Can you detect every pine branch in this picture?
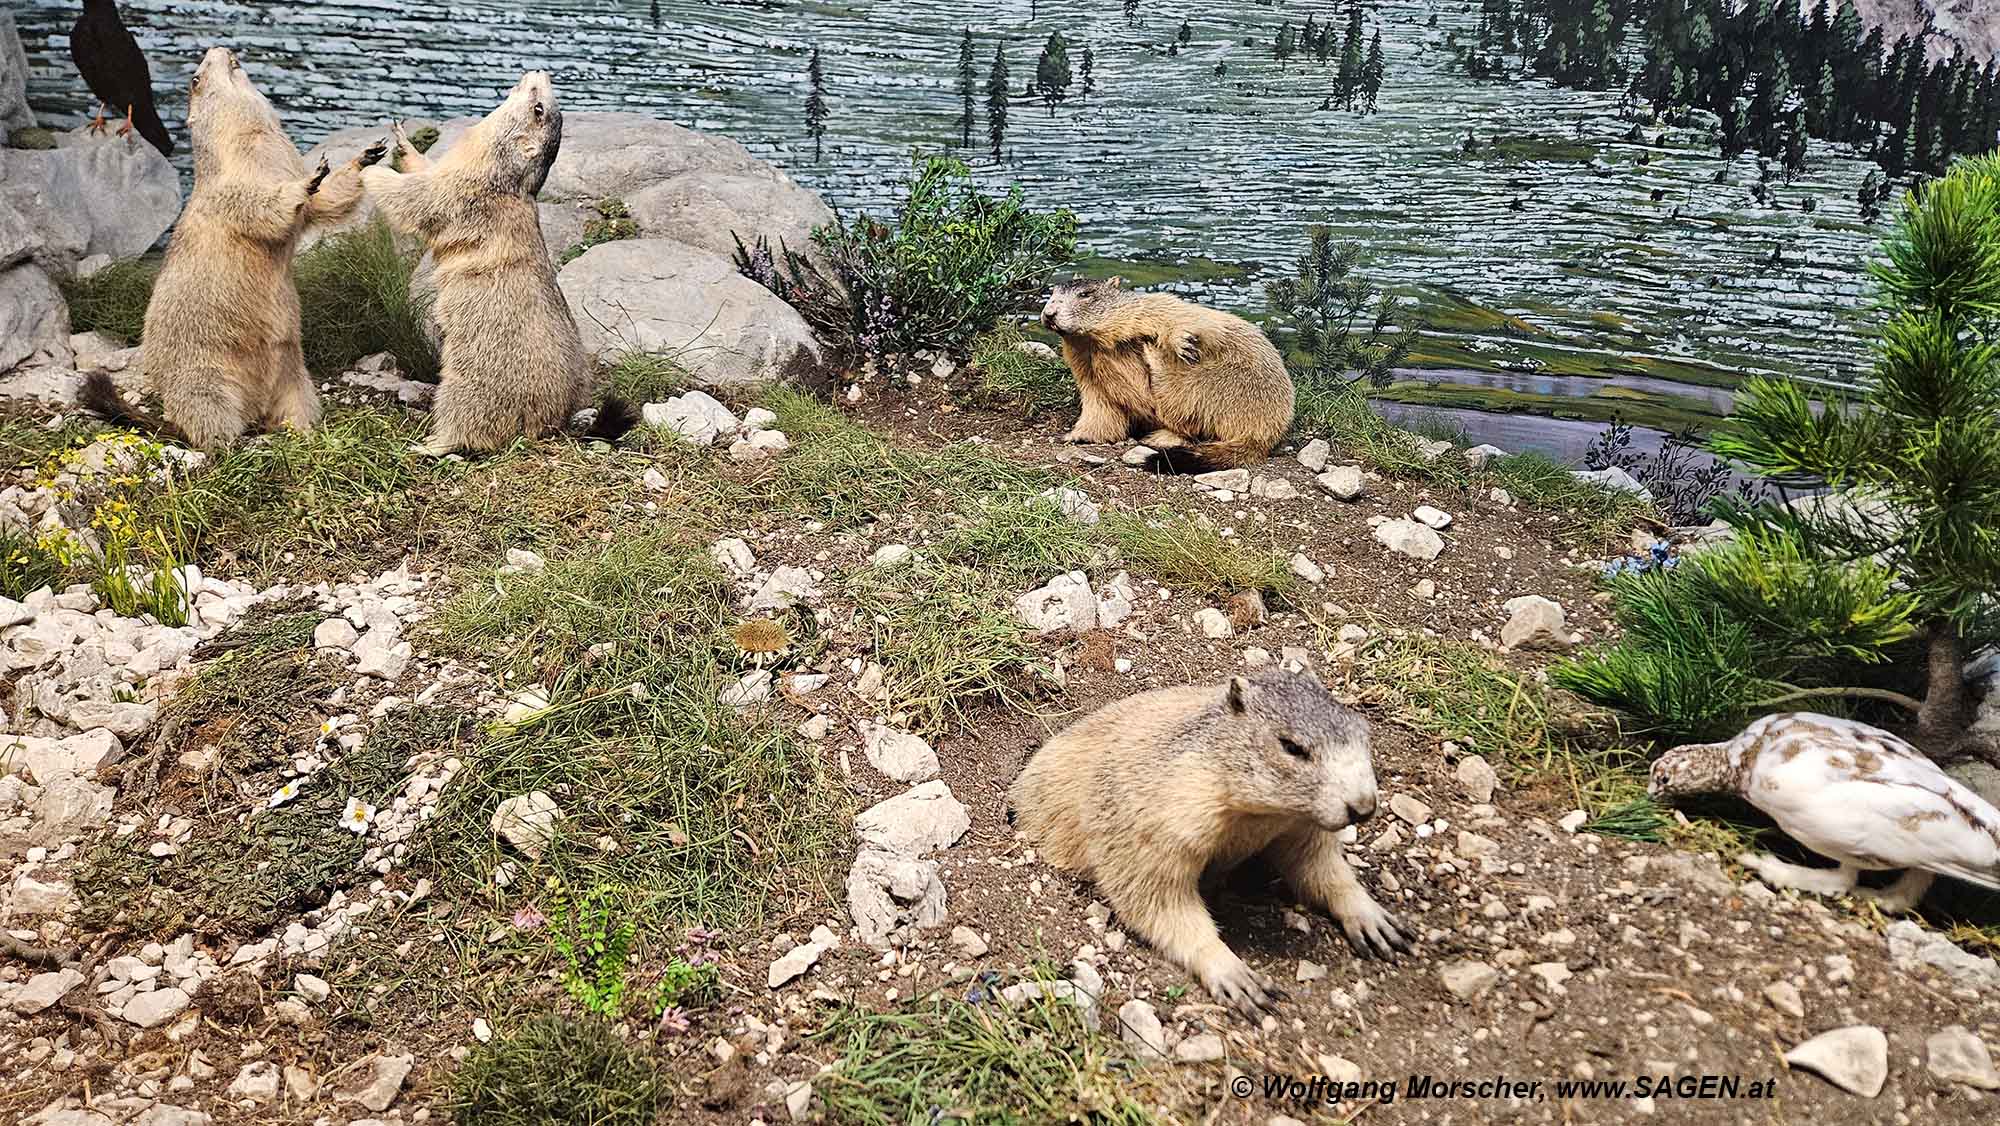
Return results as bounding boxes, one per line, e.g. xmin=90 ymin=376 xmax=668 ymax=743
xmin=1749 ymin=684 xmax=1925 ymax=712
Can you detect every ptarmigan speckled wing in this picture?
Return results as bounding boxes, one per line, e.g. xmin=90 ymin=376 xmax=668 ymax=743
xmin=1741 ymin=715 xmax=2000 ymax=891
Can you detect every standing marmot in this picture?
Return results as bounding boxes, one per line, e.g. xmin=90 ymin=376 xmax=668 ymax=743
xmin=81 ymin=47 xmax=383 ymax=448
xmin=1008 ymin=667 xmax=1410 ymax=1018
xmin=361 ymin=75 xmax=629 ymax=452
xmin=1040 ymin=277 xmax=1294 ymax=472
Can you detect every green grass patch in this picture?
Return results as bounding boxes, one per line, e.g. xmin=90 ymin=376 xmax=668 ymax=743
xmin=296 ymin=217 xmax=440 ymax=379
xmin=815 ymin=987 xmax=1168 ymax=1125
xmin=1100 ymin=507 xmax=1295 ymax=597
xmin=426 ymin=533 xmax=846 ymax=930
xmin=558 ymin=198 xmax=640 ymax=267
xmin=1072 ymin=252 xmax=1250 ymax=288
xmin=971 ymin=325 xmax=1077 ymax=417
xmin=447 ymin=1013 xmax=669 ymax=1126
xmin=1459 ymin=134 xmax=1599 ymax=164
xmin=1292 ymin=381 xmax=1467 ymax=483
xmin=1488 ymin=451 xmax=1655 ymax=544
xmin=846 ymin=557 xmax=1061 ymax=735
xmin=1376 ymin=380 xmax=1721 ymax=436
xmin=60 ymin=257 xmax=161 ymax=344
xmin=763 ymin=386 xmax=1054 ymax=526
xmin=601 ymin=352 xmax=688 ymax=404
xmin=931 ymin=491 xmax=1101 ymax=585
xmin=76 ymin=704 xmax=460 ymax=936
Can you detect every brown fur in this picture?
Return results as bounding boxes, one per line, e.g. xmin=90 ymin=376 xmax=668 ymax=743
xmin=95 ymin=48 xmax=380 ymax=448
xmin=1007 ymin=667 xmax=1409 ymax=1018
xmin=360 ymin=74 xmax=593 ymax=452
xmin=1040 ymin=278 xmax=1294 ymax=471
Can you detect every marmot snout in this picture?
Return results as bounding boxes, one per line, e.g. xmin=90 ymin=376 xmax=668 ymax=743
xmin=1008 ymin=666 xmax=1411 ymax=1019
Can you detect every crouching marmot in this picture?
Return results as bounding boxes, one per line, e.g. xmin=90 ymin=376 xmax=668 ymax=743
xmin=1040 ymin=277 xmax=1294 ymax=472
xmin=1008 ymin=667 xmax=1410 ymax=1018
xmin=81 ymin=47 xmax=384 ymax=448
xmin=361 ymin=74 xmax=631 ymax=451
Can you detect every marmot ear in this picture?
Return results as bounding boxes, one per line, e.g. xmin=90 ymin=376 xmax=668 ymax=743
xmin=1225 ymin=676 xmax=1250 ymax=714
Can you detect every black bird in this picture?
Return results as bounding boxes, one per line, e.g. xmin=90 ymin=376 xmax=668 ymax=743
xmin=70 ymin=0 xmax=172 ymax=156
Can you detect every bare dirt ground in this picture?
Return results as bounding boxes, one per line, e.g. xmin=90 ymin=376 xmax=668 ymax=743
xmin=4 ymin=366 xmax=1998 ymax=1126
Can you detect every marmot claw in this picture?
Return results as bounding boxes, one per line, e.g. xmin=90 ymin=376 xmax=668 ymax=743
xmin=1340 ymin=903 xmax=1413 ymax=960
xmin=1175 ymin=332 xmax=1202 ymax=365
xmin=356 ymin=141 xmax=388 ymax=169
xmin=305 ymin=157 xmax=330 ymax=195
xmin=1209 ymin=960 xmax=1284 ymax=1020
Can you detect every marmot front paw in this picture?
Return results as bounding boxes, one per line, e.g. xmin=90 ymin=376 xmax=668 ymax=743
xmin=305 ymin=157 xmax=331 ymax=196
xmin=1204 ymin=956 xmax=1285 ymax=1020
xmin=1174 ymin=331 xmax=1202 ymax=365
xmin=355 ymin=140 xmax=389 ymax=169
xmin=1336 ymin=895 xmax=1413 ymax=960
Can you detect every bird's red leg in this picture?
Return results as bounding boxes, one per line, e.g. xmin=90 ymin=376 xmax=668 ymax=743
xmin=87 ymin=101 xmax=109 ymax=135
xmin=115 ymin=104 xmax=135 ymax=139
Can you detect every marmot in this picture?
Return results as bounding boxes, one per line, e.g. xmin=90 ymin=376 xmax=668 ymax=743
xmin=81 ymin=48 xmax=383 ymax=448
xmin=1040 ymin=277 xmax=1294 ymax=472
xmin=1008 ymin=667 xmax=1410 ymax=1018
xmin=361 ymin=75 xmax=630 ymax=452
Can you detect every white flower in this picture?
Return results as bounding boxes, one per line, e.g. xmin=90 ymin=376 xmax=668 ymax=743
xmin=340 ymin=797 xmax=377 ymax=836
xmin=267 ymin=780 xmax=302 ymax=809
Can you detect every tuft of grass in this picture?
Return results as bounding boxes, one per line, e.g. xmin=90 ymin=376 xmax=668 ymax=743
xmin=932 ymin=491 xmax=1101 ymax=585
xmin=846 ymin=557 xmax=1060 ymax=735
xmin=1292 ymin=381 xmax=1466 ymax=483
xmin=8 ymin=126 xmax=58 ymax=149
xmin=971 ymin=325 xmax=1077 ymax=416
xmin=1489 ymin=451 xmax=1654 ymax=544
xmin=392 ymin=125 xmax=441 ymax=170
xmin=1363 ymin=634 xmax=1663 ymax=830
xmin=447 ymin=1013 xmax=668 ymax=1126
xmin=136 ymin=403 xmax=439 ymax=574
xmin=1100 ymin=507 xmax=1295 ymax=596
xmin=602 ymin=352 xmax=687 ymax=404
xmin=60 ymin=258 xmax=161 ymax=343
xmin=815 ymin=987 xmax=1167 ymax=1125
xmin=425 ymin=533 xmax=847 ymax=929
xmin=762 ymin=386 xmax=1053 ymax=526
xmin=558 ymin=198 xmax=640 ymax=266
xmin=296 ymin=217 xmax=440 ymax=379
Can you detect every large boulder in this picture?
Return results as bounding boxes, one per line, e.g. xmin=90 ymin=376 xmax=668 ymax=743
xmin=0 ymin=265 xmax=71 ymax=375
xmin=2 ymin=133 xmax=180 ymax=266
xmin=624 ymin=173 xmax=834 ymax=263
xmin=559 ymin=238 xmax=822 ymax=386
xmin=1 ymin=12 xmax=32 ymax=134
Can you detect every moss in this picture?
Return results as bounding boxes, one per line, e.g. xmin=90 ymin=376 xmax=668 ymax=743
xmin=448 ymin=1014 xmax=669 ymax=1126
xmin=8 ymin=127 xmax=58 ymax=150
xmin=558 ymin=198 xmax=640 ymax=266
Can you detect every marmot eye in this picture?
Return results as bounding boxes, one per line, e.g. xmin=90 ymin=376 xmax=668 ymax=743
xmin=1278 ymin=736 xmax=1311 ymax=760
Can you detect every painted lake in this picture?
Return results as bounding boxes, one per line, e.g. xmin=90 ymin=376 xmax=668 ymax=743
xmin=17 ymin=0 xmax=1898 ymax=453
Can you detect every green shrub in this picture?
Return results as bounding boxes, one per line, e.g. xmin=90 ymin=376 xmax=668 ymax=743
xmin=1267 ymin=225 xmax=1419 ymax=391
xmin=735 ymin=155 xmax=1077 ymax=359
xmin=1551 ymin=527 xmax=1921 ymax=741
xmin=448 ymin=1014 xmax=667 ymax=1126
xmin=61 ymin=258 xmax=161 ymax=343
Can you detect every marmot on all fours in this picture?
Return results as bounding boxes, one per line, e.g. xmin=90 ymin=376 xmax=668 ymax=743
xmin=1040 ymin=277 xmax=1294 ymax=472
xmin=361 ymin=75 xmax=632 ymax=452
xmin=1008 ymin=667 xmax=1411 ymax=1019
xmin=81 ymin=47 xmax=384 ymax=448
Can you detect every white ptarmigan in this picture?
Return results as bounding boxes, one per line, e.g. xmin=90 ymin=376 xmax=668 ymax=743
xmin=1649 ymin=712 xmax=2000 ymax=911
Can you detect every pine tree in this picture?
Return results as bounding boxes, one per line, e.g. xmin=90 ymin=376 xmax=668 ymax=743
xmin=1178 ymin=18 xmax=1193 ymax=46
xmin=1710 ymin=153 xmax=2000 ymax=741
xmin=1276 ymin=22 xmax=1295 ymax=70
xmin=957 ymin=29 xmax=976 ymax=148
xmin=1337 ymin=4 xmax=1364 ymax=109
xmin=1081 ymin=47 xmax=1096 ymax=103
xmin=805 ymin=45 xmax=829 ymax=163
xmin=1124 ymin=0 xmax=1139 ymax=26
xmin=1035 ymin=32 xmax=1073 ymax=117
xmin=986 ymin=43 xmax=1010 ymax=159
xmin=1362 ymin=32 xmax=1386 ymax=113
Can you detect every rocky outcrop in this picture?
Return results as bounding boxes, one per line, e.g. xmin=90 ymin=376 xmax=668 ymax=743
xmin=0 ymin=130 xmax=180 ymax=379
xmin=623 ymin=173 xmax=834 ymax=263
xmin=1 ymin=12 xmax=33 ymax=134
xmin=559 ymin=238 xmax=823 ymax=386
xmin=1855 ymin=0 xmax=1998 ymax=62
